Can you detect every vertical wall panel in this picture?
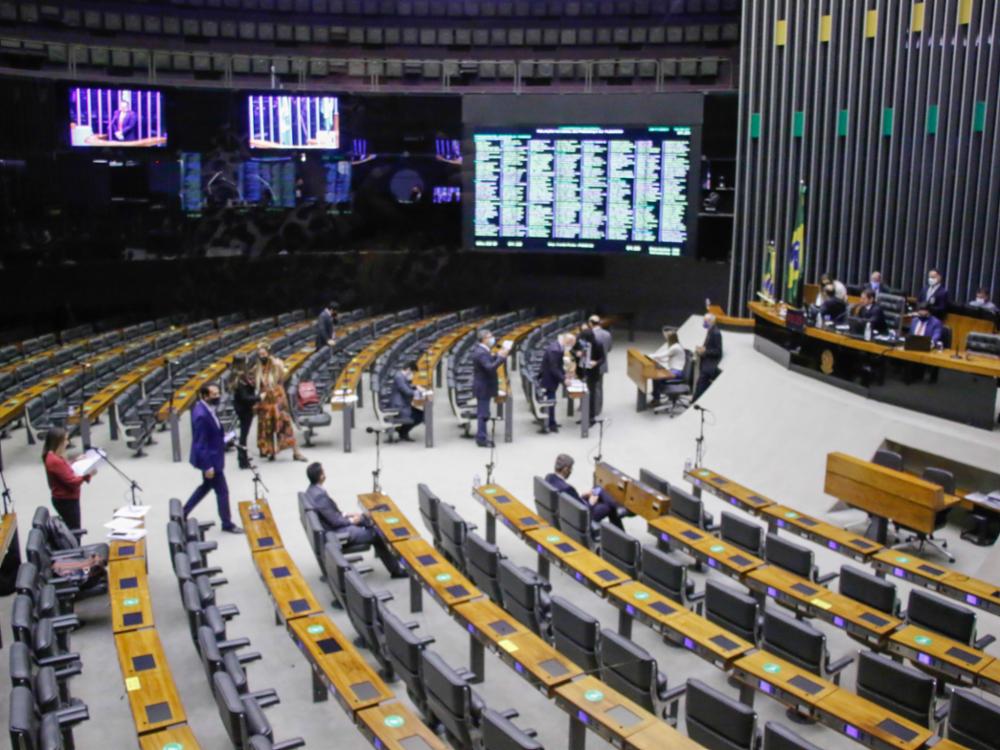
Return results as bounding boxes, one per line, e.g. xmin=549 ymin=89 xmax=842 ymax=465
xmin=729 ymin=0 xmax=1000 ymax=312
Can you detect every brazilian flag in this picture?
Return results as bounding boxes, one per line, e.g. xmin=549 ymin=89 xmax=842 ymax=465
xmin=785 ymin=182 xmax=807 ymax=307
xmin=760 ymin=241 xmax=777 ymax=302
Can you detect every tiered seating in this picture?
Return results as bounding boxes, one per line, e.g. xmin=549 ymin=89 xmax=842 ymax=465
xmin=468 ymin=481 xmax=970 ymax=749
xmin=345 ymin=488 xmax=702 ymax=750
xmin=235 ymin=497 xmax=447 ymax=749
xmin=166 ymin=498 xmax=302 ymax=749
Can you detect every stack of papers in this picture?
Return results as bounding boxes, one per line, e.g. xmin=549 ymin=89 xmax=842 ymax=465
xmin=113 ymin=505 xmax=151 ymax=520
xmin=71 ymin=449 xmax=105 ymax=477
xmin=107 ymin=528 xmax=147 ymax=542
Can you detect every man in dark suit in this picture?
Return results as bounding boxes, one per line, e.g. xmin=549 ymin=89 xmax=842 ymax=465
xmin=183 ymin=383 xmax=242 ymax=533
xmin=110 ymin=98 xmax=138 ymax=142
xmin=818 ymin=284 xmax=848 ymax=323
xmin=314 ymin=300 xmax=338 ymax=351
xmin=574 ymin=326 xmax=606 ymax=424
xmin=471 ymin=329 xmax=509 ymax=447
xmin=544 ymin=454 xmax=623 ymax=529
xmin=538 ymin=332 xmax=575 ymax=432
xmin=303 ymin=462 xmax=405 ymax=577
xmin=908 ymin=302 xmax=944 ymax=346
xmin=854 ymin=288 xmax=886 ymax=333
xmin=919 ymin=269 xmax=950 ymax=318
xmin=693 ymin=312 xmax=723 ymax=402
xmin=389 ymin=361 xmax=423 ymax=442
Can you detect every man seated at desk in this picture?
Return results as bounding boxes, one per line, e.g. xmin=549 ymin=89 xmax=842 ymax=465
xmin=853 ymin=288 xmax=886 ymax=333
xmin=908 ymin=302 xmax=944 ymax=346
xmin=389 ymin=360 xmax=423 ymax=442
xmin=968 ymin=287 xmax=998 ymax=314
xmin=867 ymin=270 xmax=883 ymax=297
xmin=545 ymin=453 xmax=624 ymax=530
xmin=303 ymin=462 xmax=406 ymax=577
xmin=817 ymin=284 xmax=847 ymax=324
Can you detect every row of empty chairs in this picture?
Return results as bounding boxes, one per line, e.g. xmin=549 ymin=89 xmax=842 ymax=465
xmin=469 ymin=479 xmax=1000 ymax=750
xmin=167 ymin=499 xmax=303 ymax=749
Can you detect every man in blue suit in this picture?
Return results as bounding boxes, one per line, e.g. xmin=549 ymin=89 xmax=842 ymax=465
xmin=918 ymin=269 xmax=950 ymax=318
xmin=183 ymin=383 xmax=242 ymax=533
xmin=538 ymin=332 xmax=575 ymax=433
xmin=908 ymin=302 xmax=944 ymax=346
xmin=545 ymin=454 xmax=624 ymax=529
xmin=389 ymin=360 xmax=423 ymax=442
xmin=471 ymin=329 xmax=509 ymax=447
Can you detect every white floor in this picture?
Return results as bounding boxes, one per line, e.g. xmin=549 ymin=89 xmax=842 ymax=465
xmin=2 ymin=317 xmax=998 ymax=750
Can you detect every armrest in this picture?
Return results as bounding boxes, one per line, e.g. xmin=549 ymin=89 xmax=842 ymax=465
xmin=662 ymin=683 xmax=687 ymax=703
xmin=37 ymin=653 xmax=81 ymax=670
xmin=661 ymin=682 xmax=686 ymax=723
xmin=218 ymin=603 xmax=240 ymax=619
xmin=52 ymin=615 xmax=81 ymax=631
xmin=210 ymin=576 xmax=229 ymax=588
xmin=192 ymin=565 xmax=222 ymax=578
xmin=238 ymin=651 xmax=263 ymax=666
xmin=346 ymin=555 xmax=364 ymax=563
xmin=49 ymin=549 xmax=84 ymax=560
xmin=455 ymin=668 xmax=476 ymax=682
xmin=687 ymin=589 xmax=705 ymax=602
xmin=933 ymin=701 xmax=950 ymax=723
xmin=54 ymin=663 xmax=83 ymax=681
xmin=251 ymin=689 xmax=280 ymax=709
xmin=418 ymin=636 xmax=436 ymax=648
xmin=356 ymin=565 xmax=374 ymax=575
xmin=815 ymin=570 xmax=839 ymax=586
xmin=70 ymin=528 xmax=87 ymax=540
xmin=199 ymin=520 xmax=216 ymax=532
xmin=403 ymin=621 xmax=420 ymax=630
xmin=704 ymin=521 xmax=720 ymax=533
xmin=272 ymin=739 xmax=306 ymax=750
xmin=54 ymin=704 xmax=90 ymax=726
xmin=194 ymin=540 xmax=218 ymax=554
xmin=498 ymin=708 xmax=519 ymax=720
xmin=975 ymin=634 xmax=996 ymax=649
xmin=218 ymin=637 xmax=251 ymax=652
xmin=826 ymin=653 xmax=855 ymax=684
xmin=375 ymin=591 xmax=394 ymax=603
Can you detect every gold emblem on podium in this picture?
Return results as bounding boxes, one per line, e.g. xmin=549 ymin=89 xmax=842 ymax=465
xmin=820 ymin=349 xmax=835 ymax=375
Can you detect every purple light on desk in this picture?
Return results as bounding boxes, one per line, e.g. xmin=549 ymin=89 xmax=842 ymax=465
xmin=918 ymin=653 xmax=932 ymax=666
xmin=730 ymin=498 xmax=738 ymax=506
xmin=577 ymin=711 xmax=589 ymax=724
xmin=893 ymin=567 xmax=905 ymax=578
xmin=844 ymin=725 xmax=860 ymax=740
xmin=515 ymin=662 xmax=523 ymax=674
xmin=467 ymin=624 xmax=475 ymax=634
xmin=684 ymin=637 xmax=695 ymax=650
xmin=966 ymin=594 xmax=979 ymax=606
xmin=758 ymin=680 xmax=772 ymax=694
xmin=708 ymin=559 xmax=718 ymax=569
xmin=660 ymin=532 xmax=670 ymax=543
xmin=375 ymin=740 xmax=383 ymax=750
xmin=626 ymin=604 xmax=635 ymax=615
xmin=828 ymin=541 xmax=839 ymax=550
xmin=575 ymin=572 xmax=583 ymax=582
xmin=833 ymin=616 xmax=845 ymax=629
xmin=767 ymin=586 xmax=778 ymax=598
xmin=777 ymin=519 xmax=786 ymax=528
xmin=536 ymin=544 xmax=543 ymax=554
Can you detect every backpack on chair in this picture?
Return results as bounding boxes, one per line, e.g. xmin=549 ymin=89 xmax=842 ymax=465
xmin=297 ymin=381 xmax=320 ymax=407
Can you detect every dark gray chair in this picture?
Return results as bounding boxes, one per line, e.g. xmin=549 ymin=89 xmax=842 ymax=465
xmin=381 ymin=607 xmax=435 ymax=718
xmin=417 ymin=483 xmax=442 ymax=544
xmin=892 ymin=467 xmax=955 ymax=562
xmin=838 ymin=565 xmax=899 ymax=615
xmin=668 ymin=485 xmax=717 ymax=531
xmin=481 ymin=708 xmax=543 ymax=750
xmin=704 ymin=580 xmax=759 ymax=644
xmin=855 ymin=651 xmax=946 ymax=728
xmin=905 ymin=589 xmax=995 ymax=650
xmin=549 ymin=595 xmax=600 ymax=674
xmin=764 ymin=533 xmax=837 ymax=585
xmin=599 ymin=630 xmax=684 ymax=724
xmin=600 ymin=524 xmax=640 ymax=578
xmin=762 ymin=722 xmax=821 ymax=750
xmin=532 ymin=476 xmax=560 ymax=528
xmin=343 ymin=569 xmax=394 ymax=679
xmin=638 ymin=546 xmax=703 ymax=611
xmin=464 ymin=532 xmax=504 ymax=604
xmin=872 ymin=448 xmax=903 ymax=471
xmin=759 ymin=609 xmax=853 ymax=684
xmin=437 ymin=502 xmax=473 ymax=572
xmin=638 ymin=468 xmax=670 ymax=495
xmin=420 ymin=650 xmax=489 ymax=749
xmin=557 ymin=491 xmax=598 ymax=550
xmin=497 ymin=559 xmax=551 ymax=637
xmin=685 ymin=679 xmax=759 ymax=750
xmin=720 ymin=512 xmax=764 ymax=556
xmin=9 ymin=684 xmax=89 ymax=750
xmin=947 ymin=689 xmax=1000 ymax=750
xmin=211 ymin=672 xmax=303 ymax=750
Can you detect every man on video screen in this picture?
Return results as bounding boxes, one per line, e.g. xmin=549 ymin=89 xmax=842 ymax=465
xmin=110 ymin=97 xmax=138 ymax=142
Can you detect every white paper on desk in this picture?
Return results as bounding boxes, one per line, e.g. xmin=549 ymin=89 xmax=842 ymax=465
xmin=113 ymin=505 xmax=151 ymax=520
xmin=107 ymin=528 xmax=147 ymax=543
xmin=331 ymin=394 xmax=358 ymax=404
xmin=566 ymin=380 xmax=587 ymax=393
xmin=501 ymin=340 xmax=513 ymax=351
xmin=104 ymin=517 xmax=142 ymax=532
xmin=71 ymin=449 xmax=104 ymax=477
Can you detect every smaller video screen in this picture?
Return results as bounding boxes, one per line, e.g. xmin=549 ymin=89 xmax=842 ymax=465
xmin=247 ymin=94 xmax=340 ymax=150
xmin=69 ymin=87 xmax=167 ymax=148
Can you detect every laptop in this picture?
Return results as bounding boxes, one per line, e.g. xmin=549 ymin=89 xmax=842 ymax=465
xmin=904 ymin=335 xmax=932 ymax=352
xmin=847 ymin=317 xmax=868 ymax=337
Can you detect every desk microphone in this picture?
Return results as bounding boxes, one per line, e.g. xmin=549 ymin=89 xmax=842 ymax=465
xmin=692 ymin=404 xmax=710 ymax=412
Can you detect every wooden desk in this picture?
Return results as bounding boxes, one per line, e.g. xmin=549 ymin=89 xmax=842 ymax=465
xmin=976 ymin=659 xmax=1000 ymax=698
xmin=745 ymin=565 xmax=901 ymax=645
xmin=731 ymin=650 xmax=837 ymax=717
xmin=395 ymin=538 xmax=479 ymax=609
xmin=251 ymin=548 xmax=323 ymax=623
xmin=0 ymin=512 xmax=17 ymax=559
xmin=138 ymin=724 xmax=202 ymax=750
xmin=667 ymin=610 xmax=754 ymax=668
xmin=760 ymin=503 xmax=882 ymax=561
xmin=114 ymin=628 xmax=186 ymax=734
xmin=358 ymin=493 xmax=418 ymax=545
xmin=110 ymin=538 xmax=146 ymax=563
xmin=887 ymin=624 xmax=994 ymax=685
xmin=553 ymin=675 xmax=659 ymax=746
xmin=627 ymin=348 xmax=674 ymax=411
xmin=626 ymin=720 xmax=706 ymax=750
xmin=356 ymin=702 xmax=449 ymax=750
xmin=452 ymin=597 xmax=530 ymax=645
xmin=594 ymin=462 xmax=630 ymax=506
xmin=287 ymin=615 xmax=393 ymax=713
xmin=686 ymin=467 xmax=778 ymax=515
xmin=490 ymin=630 xmax=582 ymax=696
xmin=605 ymin=580 xmax=687 ymax=638
xmin=109 ymin=559 xmax=154 ymax=633
xmin=523 ymin=527 xmax=629 ymax=594
xmin=648 ymin=516 xmax=764 ymax=581
xmin=938 ymin=572 xmax=1000 ymax=617
xmin=238 ymin=499 xmax=284 ymax=553
xmin=872 ymin=548 xmax=1000 ymax=616
xmin=473 ymin=484 xmax=548 ymax=543
xmin=825 ymin=452 xmax=956 ymax=541
xmin=815 ymin=689 xmax=933 ymax=750
xmin=595 ymin=463 xmax=669 ymax=519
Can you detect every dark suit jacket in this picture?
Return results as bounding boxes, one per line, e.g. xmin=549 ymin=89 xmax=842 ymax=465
xmin=314 ymin=309 xmax=334 ymax=349
xmin=909 ymin=315 xmax=944 ymax=345
xmin=111 ymin=110 xmax=138 ymax=141
xmin=856 ymin=303 xmax=886 ymax=333
xmin=472 ymin=344 xmax=504 ymax=399
xmin=820 ymin=297 xmax=848 ymax=323
xmin=389 ymin=370 xmax=416 ymax=421
xmin=189 ymin=400 xmax=225 ymax=473
xmin=545 ymin=472 xmax=582 ymax=503
xmin=919 ymin=284 xmax=951 ymax=317
xmin=303 ymin=483 xmax=350 ymax=531
xmin=574 ymin=330 xmax=605 ymax=383
xmin=700 ymin=325 xmax=723 ymax=374
xmin=539 ymin=340 xmax=565 ymax=391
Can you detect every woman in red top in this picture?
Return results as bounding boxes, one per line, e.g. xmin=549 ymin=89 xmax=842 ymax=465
xmin=43 ymin=427 xmax=93 ymax=530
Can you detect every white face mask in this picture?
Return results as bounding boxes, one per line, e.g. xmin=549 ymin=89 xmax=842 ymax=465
xmin=486 ymin=337 xmax=495 ymax=348
xmin=928 ymin=277 xmax=938 ymax=286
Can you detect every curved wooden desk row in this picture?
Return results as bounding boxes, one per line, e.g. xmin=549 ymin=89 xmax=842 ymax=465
xmin=356 ymin=490 xmax=698 ymax=750
xmin=107 ymin=521 xmax=202 ymax=748
xmin=685 ymin=462 xmax=1000 ymax=619
xmin=469 ymin=483 xmax=954 ymax=750
xmin=0 ymin=329 xmax=169 ymax=431
xmin=280 ymin=315 xmax=392 ymax=381
xmin=237 ymin=499 xmax=446 ymax=750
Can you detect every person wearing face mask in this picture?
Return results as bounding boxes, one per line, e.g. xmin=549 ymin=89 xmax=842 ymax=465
xmin=183 ymin=383 xmax=242 ymax=533
xmin=968 ymin=287 xmax=998 ymax=314
xmin=853 ymin=288 xmax=886 ymax=333
xmin=471 ymin=329 xmax=509 ymax=447
xmin=389 ymin=360 xmax=423 ymax=442
xmin=693 ymin=312 xmax=723 ymax=402
xmin=538 ymin=332 xmax=576 ymax=433
xmin=868 ymin=271 xmax=883 ymax=297
xmin=254 ymin=344 xmax=307 ymax=462
xmin=919 ymin=269 xmax=950 ymax=317
xmin=908 ymin=302 xmax=943 ymax=346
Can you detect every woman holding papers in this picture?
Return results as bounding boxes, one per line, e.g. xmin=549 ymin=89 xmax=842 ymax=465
xmin=42 ymin=427 xmax=94 ymax=530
